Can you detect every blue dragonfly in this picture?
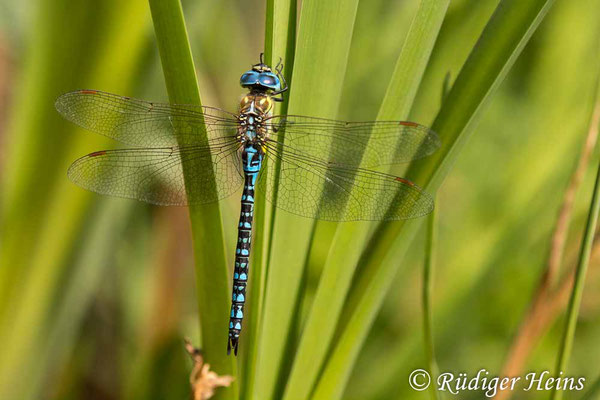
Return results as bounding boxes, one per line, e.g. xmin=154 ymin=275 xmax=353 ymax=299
xmin=55 ymin=55 xmax=440 ymax=356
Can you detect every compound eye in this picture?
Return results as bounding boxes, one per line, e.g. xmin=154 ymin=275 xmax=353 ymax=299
xmin=240 ymin=71 xmax=259 ymax=86
xmin=259 ymin=74 xmax=277 ymax=87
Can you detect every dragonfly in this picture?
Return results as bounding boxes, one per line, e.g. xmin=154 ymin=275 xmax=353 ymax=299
xmin=56 ymin=55 xmax=440 ymax=356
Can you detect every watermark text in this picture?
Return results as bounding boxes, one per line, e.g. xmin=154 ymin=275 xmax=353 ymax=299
xmin=408 ymin=369 xmax=585 ymax=397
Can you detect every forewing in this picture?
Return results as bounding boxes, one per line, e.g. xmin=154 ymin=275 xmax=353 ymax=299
xmin=56 ymin=90 xmax=240 ymax=147
xmin=68 ymin=143 xmax=243 ymax=205
xmin=266 ymin=115 xmax=440 ymax=168
xmin=260 ymin=142 xmax=433 ymax=221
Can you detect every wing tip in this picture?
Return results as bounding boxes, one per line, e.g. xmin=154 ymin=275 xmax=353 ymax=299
xmin=55 ymin=90 xmax=83 ymax=119
xmin=54 ymin=92 xmax=70 ymax=115
xmin=389 ymin=178 xmax=435 ymax=220
xmin=55 ymin=89 xmax=107 ymax=116
xmin=66 ymin=151 xmax=192 ymax=207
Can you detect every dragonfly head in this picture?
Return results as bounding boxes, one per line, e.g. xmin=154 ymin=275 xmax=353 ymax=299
xmin=240 ymin=54 xmax=282 ymax=92
xmin=240 ymin=69 xmax=281 ymax=92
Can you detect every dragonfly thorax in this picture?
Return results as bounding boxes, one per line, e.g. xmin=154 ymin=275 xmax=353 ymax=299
xmin=237 ymin=93 xmax=273 ymax=146
xmin=239 ymin=93 xmax=273 ymax=114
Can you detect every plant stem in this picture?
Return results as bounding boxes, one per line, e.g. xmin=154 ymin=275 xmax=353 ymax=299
xmin=423 ymin=204 xmax=441 ymax=400
xmin=148 ymin=1 xmax=235 ymax=397
xmin=422 ymin=74 xmax=450 ymax=400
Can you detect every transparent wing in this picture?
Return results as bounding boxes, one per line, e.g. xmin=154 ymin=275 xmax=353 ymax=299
xmin=56 ymin=90 xmax=240 ymax=147
xmin=266 ymin=115 xmax=440 ymax=168
xmin=68 ymin=142 xmax=243 ymax=205
xmin=259 ymin=142 xmax=433 ymax=221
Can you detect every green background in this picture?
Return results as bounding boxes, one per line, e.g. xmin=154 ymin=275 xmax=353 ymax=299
xmin=0 ymin=0 xmax=599 ymax=399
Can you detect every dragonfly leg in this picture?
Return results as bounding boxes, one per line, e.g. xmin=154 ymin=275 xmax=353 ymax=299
xmin=271 ymin=64 xmax=289 ymax=102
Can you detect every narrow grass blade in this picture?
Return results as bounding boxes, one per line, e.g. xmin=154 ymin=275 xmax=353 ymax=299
xmin=550 ymin=82 xmax=600 ymax=400
xmin=312 ymin=1 xmax=558 ymax=398
xmin=376 ymin=0 xmax=451 ymax=120
xmin=423 ymin=205 xmax=441 ymax=400
xmin=422 ymin=75 xmax=450 ymax=400
xmin=252 ymin=1 xmax=360 ymax=398
xmin=282 ymin=2 xmax=449 ymax=398
xmin=148 ymin=0 xmax=236 ymax=395
xmin=264 ymin=0 xmax=297 ymax=76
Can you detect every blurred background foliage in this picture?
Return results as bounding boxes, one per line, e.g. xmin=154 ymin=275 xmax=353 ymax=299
xmin=0 ymin=0 xmax=599 ymax=399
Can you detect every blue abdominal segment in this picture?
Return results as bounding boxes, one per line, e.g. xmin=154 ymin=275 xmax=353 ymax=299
xmin=227 ymin=143 xmax=263 ymax=356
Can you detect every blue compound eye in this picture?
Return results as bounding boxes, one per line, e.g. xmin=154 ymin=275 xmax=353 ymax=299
xmin=240 ymin=71 xmax=259 ymax=86
xmin=258 ymin=74 xmax=276 ymax=86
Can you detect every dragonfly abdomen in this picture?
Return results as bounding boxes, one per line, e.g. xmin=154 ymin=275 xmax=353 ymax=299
xmin=228 ymin=144 xmax=263 ymax=355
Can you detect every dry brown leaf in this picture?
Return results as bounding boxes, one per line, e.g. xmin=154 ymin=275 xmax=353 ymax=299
xmin=185 ymin=339 xmax=234 ymax=400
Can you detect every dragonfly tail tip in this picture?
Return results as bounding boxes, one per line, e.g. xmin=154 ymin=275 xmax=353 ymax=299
xmin=227 ymin=337 xmax=239 ymax=356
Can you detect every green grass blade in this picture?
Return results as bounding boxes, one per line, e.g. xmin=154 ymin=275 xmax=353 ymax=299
xmin=241 ymin=1 xmax=296 ymax=397
xmin=264 ymin=0 xmax=297 ymax=72
xmin=423 ymin=204 xmax=441 ymax=400
xmin=252 ymin=1 xmax=359 ymax=398
xmin=550 ymin=76 xmax=600 ymax=400
xmin=422 ymin=78 xmax=450 ymax=400
xmin=376 ymin=0 xmax=451 ymax=120
xmin=148 ymin=0 xmax=236 ymax=396
xmin=312 ymin=0 xmax=558 ymax=398
xmin=149 ymin=0 xmax=202 ymax=105
xmin=282 ymin=2 xmax=449 ymax=398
